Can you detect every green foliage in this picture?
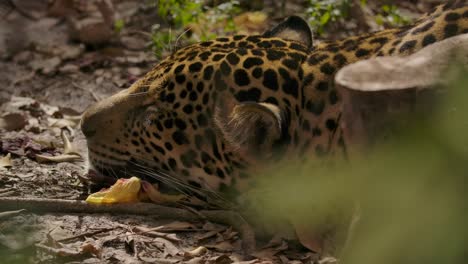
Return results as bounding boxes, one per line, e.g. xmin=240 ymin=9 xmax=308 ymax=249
xmin=114 ymin=19 xmax=125 ymax=33
xmin=375 ymin=4 xmax=411 ymax=27
xmin=306 ymin=1 xmax=411 ymax=35
xmin=150 ymin=25 xmax=174 ymax=58
xmin=306 ymin=0 xmax=352 ymax=35
xmin=246 ymin=63 xmax=468 ymax=261
xmin=150 ymin=0 xmax=240 ymax=58
xmin=157 ymin=0 xmax=204 ymax=28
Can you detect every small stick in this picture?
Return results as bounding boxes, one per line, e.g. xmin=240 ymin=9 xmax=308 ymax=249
xmin=72 ymin=82 xmax=100 ymax=102
xmin=57 ymin=228 xmax=115 ymax=243
xmin=0 ymin=197 xmax=256 ymax=254
xmin=0 ymin=209 xmax=26 ymax=220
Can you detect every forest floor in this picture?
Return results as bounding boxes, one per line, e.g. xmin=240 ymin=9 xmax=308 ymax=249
xmin=0 ymin=0 xmax=443 ymax=263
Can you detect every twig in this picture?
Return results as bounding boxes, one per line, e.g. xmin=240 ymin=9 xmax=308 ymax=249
xmin=57 ymin=228 xmax=115 ymax=243
xmin=0 ymin=209 xmax=26 ymax=220
xmin=0 ymin=197 xmax=256 ymax=254
xmin=72 ymin=82 xmax=100 ymax=102
xmin=0 ymin=191 xmax=16 ymax=197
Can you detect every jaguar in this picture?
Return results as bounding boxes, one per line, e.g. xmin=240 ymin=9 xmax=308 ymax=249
xmin=81 ymin=1 xmax=468 ymax=201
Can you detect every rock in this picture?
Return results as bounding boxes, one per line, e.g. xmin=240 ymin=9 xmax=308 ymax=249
xmin=121 ymin=36 xmax=147 ymax=51
xmin=12 ymin=51 xmax=33 ymax=64
xmin=127 ymin=67 xmax=142 ymax=76
xmin=30 ymin=57 xmax=62 ymax=74
xmin=60 ymin=45 xmax=84 ymax=60
xmin=60 ymin=64 xmax=79 ymax=74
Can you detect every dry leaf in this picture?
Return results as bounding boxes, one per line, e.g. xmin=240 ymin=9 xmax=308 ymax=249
xmin=138 ymin=256 xmax=179 ymax=264
xmin=185 ymin=257 xmax=205 ymax=264
xmin=153 ymin=237 xmax=180 ymax=257
xmin=208 ymin=254 xmax=233 ymax=264
xmin=252 ymin=240 xmax=288 ymax=260
xmin=319 ymin=257 xmax=338 ymax=264
xmin=80 ymin=242 xmax=102 ymax=258
xmin=293 ymin=224 xmax=323 ymax=253
xmin=195 ymin=230 xmax=219 ymax=242
xmin=0 ymin=113 xmax=27 ymax=131
xmin=221 ymin=227 xmax=238 ymax=241
xmin=157 ymin=221 xmax=197 ymax=231
xmin=30 ymin=57 xmax=61 ymax=74
xmin=67 ymin=0 xmax=116 ymax=45
xmin=47 ymin=117 xmax=79 ymax=129
xmin=202 ymin=222 xmax=226 ymax=232
xmin=206 ymin=241 xmax=235 ymax=252
xmin=35 ymin=153 xmax=82 ymax=163
xmin=184 ymin=246 xmax=208 ymax=258
xmin=0 ymin=136 xmax=55 ymax=158
xmin=35 ymin=129 xmax=82 ymax=163
xmin=0 ymin=153 xmax=13 ymax=168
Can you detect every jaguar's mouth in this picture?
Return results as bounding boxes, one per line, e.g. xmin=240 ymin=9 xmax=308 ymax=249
xmin=86 ymin=161 xmax=189 ymax=195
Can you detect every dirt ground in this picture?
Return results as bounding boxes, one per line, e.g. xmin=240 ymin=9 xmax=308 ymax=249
xmin=0 ymin=0 xmax=442 ymax=263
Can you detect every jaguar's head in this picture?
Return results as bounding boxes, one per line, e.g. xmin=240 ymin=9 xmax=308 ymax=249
xmin=81 ymin=16 xmax=314 ymax=193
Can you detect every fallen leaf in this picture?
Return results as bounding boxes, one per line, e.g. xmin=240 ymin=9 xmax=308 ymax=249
xmin=35 ymin=153 xmax=82 ymax=163
xmin=40 ymin=104 xmax=60 ymax=116
xmin=252 ymin=240 xmax=288 ymax=260
xmin=35 ymin=129 xmax=82 ymax=163
xmin=59 ymin=45 xmax=84 ymax=60
xmin=11 ymin=0 xmax=48 ymax=19
xmin=0 ymin=153 xmax=12 ymax=168
xmin=1 ymin=136 xmax=56 ymax=158
xmin=185 ymin=257 xmax=205 ymax=264
xmin=195 ymin=230 xmax=219 ymax=242
xmin=154 ymin=237 xmax=180 ymax=257
xmin=80 ymin=242 xmax=102 ymax=258
xmin=221 ymin=227 xmax=238 ymax=241
xmin=184 ymin=246 xmax=208 ymax=258
xmin=208 ymin=254 xmax=233 ymax=264
xmin=0 ymin=113 xmax=27 ymax=131
xmin=203 ymin=222 xmax=226 ymax=232
xmin=67 ymin=0 xmax=116 ymax=45
xmin=30 ymin=57 xmax=61 ymax=74
xmin=47 ymin=117 xmax=79 ymax=129
xmin=61 ymin=129 xmax=80 ymax=155
xmin=319 ymin=257 xmax=338 ymax=264
xmin=138 ymin=256 xmax=179 ymax=264
xmin=206 ymin=241 xmax=235 ymax=252
xmin=157 ymin=221 xmax=197 ymax=231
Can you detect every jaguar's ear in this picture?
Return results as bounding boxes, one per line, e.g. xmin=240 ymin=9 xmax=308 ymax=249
xmin=263 ymin=16 xmax=313 ymax=49
xmin=214 ymin=98 xmax=283 ymax=158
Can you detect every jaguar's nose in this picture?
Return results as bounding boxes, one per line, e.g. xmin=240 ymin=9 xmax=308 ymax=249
xmin=81 ymin=117 xmax=97 ymax=138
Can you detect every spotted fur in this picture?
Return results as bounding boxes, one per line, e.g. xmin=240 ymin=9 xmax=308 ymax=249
xmin=81 ymin=1 xmax=468 ymax=198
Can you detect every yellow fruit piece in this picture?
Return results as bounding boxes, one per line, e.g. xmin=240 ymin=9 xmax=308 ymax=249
xmin=86 ymin=177 xmax=142 ymax=204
